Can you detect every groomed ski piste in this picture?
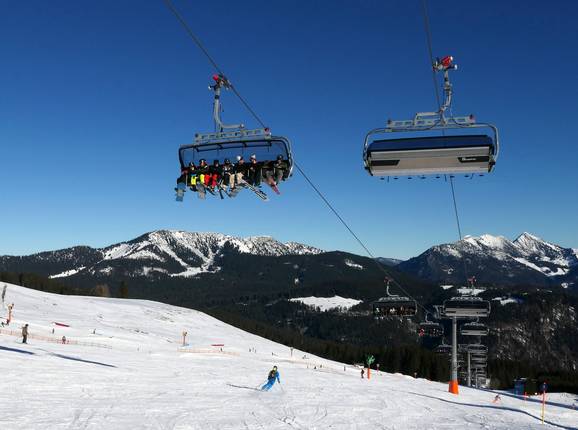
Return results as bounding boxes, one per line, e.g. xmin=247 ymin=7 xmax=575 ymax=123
xmin=1 ymin=284 xmax=576 ymax=429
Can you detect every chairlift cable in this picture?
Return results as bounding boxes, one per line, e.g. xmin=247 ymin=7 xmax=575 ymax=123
xmin=163 ymin=0 xmax=433 ymax=317
xmin=421 ymin=0 xmax=470 ymax=285
xmin=421 ymin=0 xmax=442 ymax=111
xmin=162 ymin=0 xmax=226 ymax=77
xmin=163 ymin=0 xmax=268 ymax=130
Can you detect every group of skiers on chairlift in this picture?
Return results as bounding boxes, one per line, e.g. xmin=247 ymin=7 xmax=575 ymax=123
xmin=176 ymin=153 xmax=289 ymax=197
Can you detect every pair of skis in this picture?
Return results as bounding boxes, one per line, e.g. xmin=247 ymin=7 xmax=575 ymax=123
xmin=175 ymin=179 xmax=280 ymax=202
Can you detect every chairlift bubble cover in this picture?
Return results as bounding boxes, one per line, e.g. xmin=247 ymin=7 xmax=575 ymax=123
xmin=365 ymin=134 xmax=495 ymax=177
xmin=443 ymin=297 xmax=491 ymax=318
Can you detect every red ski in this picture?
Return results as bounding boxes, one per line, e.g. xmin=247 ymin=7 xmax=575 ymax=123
xmin=267 ymin=178 xmax=281 ymax=195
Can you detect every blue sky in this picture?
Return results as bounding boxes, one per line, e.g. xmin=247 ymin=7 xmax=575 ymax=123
xmin=1 ymin=0 xmax=577 ymax=259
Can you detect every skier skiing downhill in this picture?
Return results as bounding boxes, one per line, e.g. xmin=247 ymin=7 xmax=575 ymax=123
xmin=261 ymin=366 xmax=281 ymax=391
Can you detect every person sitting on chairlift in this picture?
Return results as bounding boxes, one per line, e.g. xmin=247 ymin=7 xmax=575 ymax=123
xmin=207 ymin=160 xmax=221 ymax=191
xmin=264 ymin=154 xmax=289 ymax=187
xmin=176 ymin=166 xmax=188 ymax=189
xmin=274 ymin=154 xmax=289 ymax=183
xmin=197 ymin=159 xmax=209 ymax=187
xmin=247 ymin=154 xmax=262 ymax=187
xmin=221 ymin=158 xmax=234 ymax=192
xmin=187 ymin=162 xmax=198 ymax=192
xmin=233 ymin=156 xmax=247 ymax=188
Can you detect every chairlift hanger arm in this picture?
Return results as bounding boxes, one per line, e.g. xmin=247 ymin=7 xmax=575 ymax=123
xmin=363 ymin=54 xmax=500 ymax=169
xmin=210 ymin=74 xmax=244 ymax=132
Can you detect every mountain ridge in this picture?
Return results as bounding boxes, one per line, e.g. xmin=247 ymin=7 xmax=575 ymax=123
xmin=1 ymin=230 xmax=575 ymax=287
xmin=398 ymin=232 xmax=577 ymax=287
xmin=0 ymin=230 xmax=323 ymax=280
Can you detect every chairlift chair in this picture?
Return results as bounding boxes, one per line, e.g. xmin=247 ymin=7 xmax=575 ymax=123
xmin=470 ymin=353 xmax=487 ymax=360
xmin=178 ymin=75 xmax=294 ymax=181
xmin=470 ymin=363 xmax=487 ymax=370
xmin=372 ymin=278 xmax=417 ymax=318
xmin=443 ymin=296 xmax=491 ymax=318
xmin=363 ymin=56 xmax=499 ymax=177
xmin=466 ymin=344 xmax=488 ymax=354
xmin=418 ymin=316 xmax=444 ymax=337
xmin=435 ymin=343 xmax=452 ymax=355
xmin=460 ymin=322 xmax=489 ymax=336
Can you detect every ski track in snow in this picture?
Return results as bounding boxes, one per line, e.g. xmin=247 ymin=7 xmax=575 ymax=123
xmin=0 ymin=283 xmax=577 ymax=429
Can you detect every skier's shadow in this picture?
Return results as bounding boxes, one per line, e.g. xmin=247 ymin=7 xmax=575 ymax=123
xmin=402 ymin=390 xmax=575 ymax=430
xmin=50 ymin=353 xmax=116 ymax=368
xmin=227 ymin=383 xmax=262 ymax=392
xmin=482 ymin=389 xmax=577 ymax=412
xmin=0 ymin=345 xmax=35 ymax=355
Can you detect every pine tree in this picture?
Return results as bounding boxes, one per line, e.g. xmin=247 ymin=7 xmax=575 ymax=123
xmin=119 ymin=281 xmax=129 ymax=299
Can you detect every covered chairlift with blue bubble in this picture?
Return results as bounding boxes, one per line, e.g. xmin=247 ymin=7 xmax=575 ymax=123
xmin=443 ymin=276 xmax=491 ymax=318
xmin=363 ymin=56 xmax=499 ymax=178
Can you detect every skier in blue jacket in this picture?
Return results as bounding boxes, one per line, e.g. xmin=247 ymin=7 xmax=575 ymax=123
xmin=261 ymin=366 xmax=281 ymax=391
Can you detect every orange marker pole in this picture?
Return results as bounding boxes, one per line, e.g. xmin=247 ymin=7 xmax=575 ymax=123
xmin=367 ymin=367 xmax=371 ymax=380
xmin=448 ymin=317 xmax=459 ymax=394
xmin=541 ymin=389 xmax=545 ymax=424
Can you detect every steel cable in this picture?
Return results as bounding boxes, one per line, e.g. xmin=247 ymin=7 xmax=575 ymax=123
xmin=162 ymin=0 xmax=433 ymax=316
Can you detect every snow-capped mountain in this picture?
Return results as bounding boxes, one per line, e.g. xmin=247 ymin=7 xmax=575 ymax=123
xmin=397 ymin=232 xmax=578 ymax=286
xmin=0 ymin=230 xmax=322 ymax=280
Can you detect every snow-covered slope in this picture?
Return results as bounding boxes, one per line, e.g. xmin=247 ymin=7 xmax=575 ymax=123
xmin=0 ymin=230 xmax=323 ymax=280
xmin=399 ymin=232 xmax=578 ymax=286
xmin=1 ymin=284 xmax=576 ymax=429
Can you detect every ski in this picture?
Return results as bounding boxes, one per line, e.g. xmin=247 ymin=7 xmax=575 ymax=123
xmin=196 ymin=183 xmax=207 ymax=200
xmin=238 ymin=179 xmax=268 ymax=201
xmin=267 ymin=179 xmax=281 ymax=195
xmin=174 ymin=183 xmax=186 ymax=202
xmin=227 ymin=186 xmax=241 ymax=198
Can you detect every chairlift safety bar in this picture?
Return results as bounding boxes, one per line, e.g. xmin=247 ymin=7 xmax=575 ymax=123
xmin=386 ymin=115 xmax=475 ymax=130
xmin=194 ymin=127 xmax=272 ymax=145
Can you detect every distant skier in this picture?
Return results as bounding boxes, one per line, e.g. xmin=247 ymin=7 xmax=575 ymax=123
xmin=361 ymin=368 xmax=365 ymax=379
xmin=261 ymin=366 xmax=281 ymax=391
xmin=21 ymin=323 xmax=29 ymax=344
xmin=492 ymin=394 xmax=501 ymax=403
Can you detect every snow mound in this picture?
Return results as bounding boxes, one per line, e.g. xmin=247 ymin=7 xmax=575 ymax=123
xmin=344 ymin=259 xmax=364 ymax=270
xmin=492 ymin=297 xmax=523 ymax=305
xmin=49 ymin=267 xmax=85 ymax=279
xmin=290 ymin=296 xmax=362 ymax=311
xmin=457 ymin=287 xmax=486 ymax=296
